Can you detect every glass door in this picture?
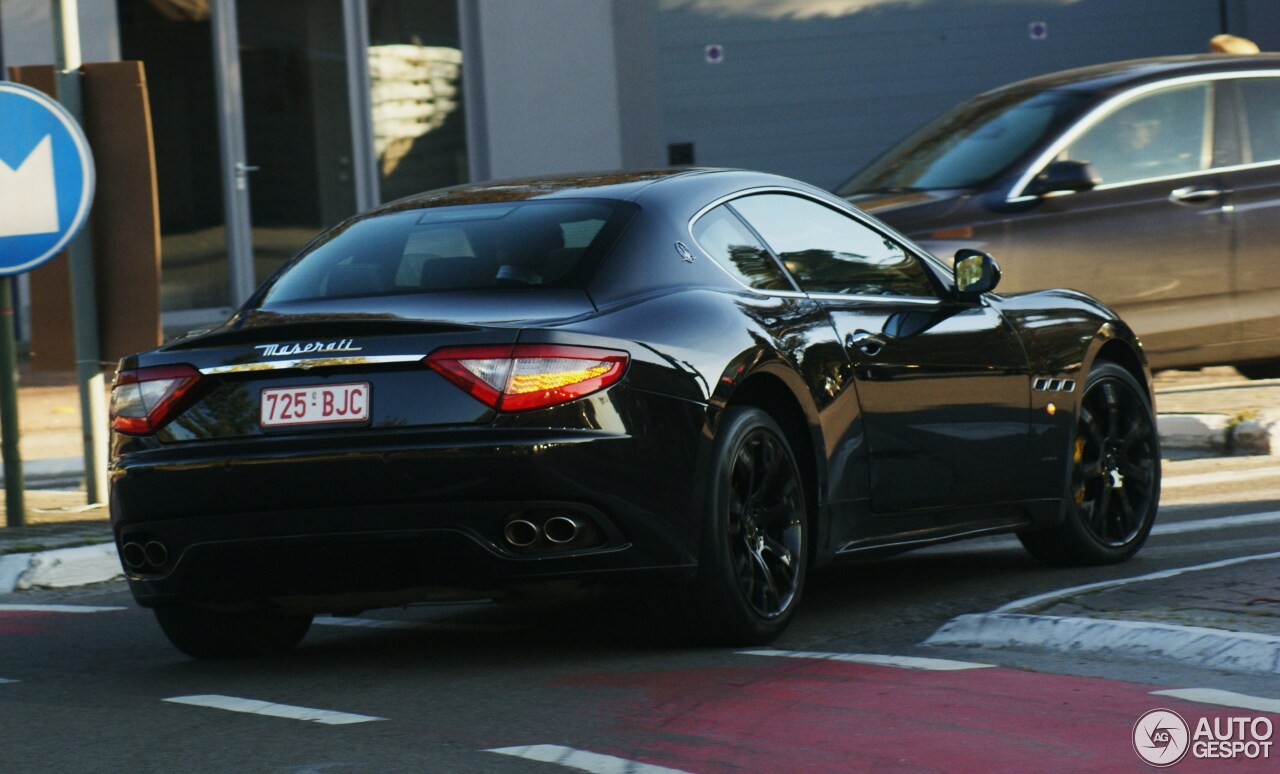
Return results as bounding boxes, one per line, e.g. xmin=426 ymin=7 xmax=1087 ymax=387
xmin=118 ymin=0 xmax=233 ymax=321
xmin=235 ymin=0 xmax=358 ymax=288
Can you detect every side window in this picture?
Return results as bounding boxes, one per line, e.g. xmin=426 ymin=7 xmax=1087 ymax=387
xmin=1237 ymin=77 xmax=1280 ymax=164
xmin=1062 ymin=83 xmax=1211 ymax=185
xmin=730 ymin=194 xmax=936 ymax=297
xmin=690 ymin=205 xmax=792 ymax=291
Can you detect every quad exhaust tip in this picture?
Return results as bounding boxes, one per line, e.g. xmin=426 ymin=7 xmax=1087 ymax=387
xmin=121 ymin=542 xmax=146 ymax=570
xmin=543 ymin=516 xmax=581 ymax=544
xmin=503 ymin=519 xmax=540 ymax=548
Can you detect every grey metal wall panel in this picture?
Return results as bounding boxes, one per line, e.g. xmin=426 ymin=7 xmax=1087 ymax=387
xmin=656 ymin=0 xmax=1248 ymax=189
xmin=475 ymin=0 xmax=624 ymax=179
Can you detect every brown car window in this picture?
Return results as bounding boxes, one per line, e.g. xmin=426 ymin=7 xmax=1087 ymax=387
xmin=1237 ymin=78 xmax=1280 ymax=164
xmin=1063 ymin=83 xmax=1211 ymax=185
xmin=731 ymin=194 xmax=935 ymax=298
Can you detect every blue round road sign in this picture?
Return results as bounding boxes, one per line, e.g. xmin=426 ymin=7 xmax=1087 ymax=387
xmin=0 ymin=81 xmax=96 ymax=276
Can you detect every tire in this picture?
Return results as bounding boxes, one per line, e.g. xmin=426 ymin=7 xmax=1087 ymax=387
xmin=1236 ymin=361 xmax=1280 ymax=380
xmin=690 ymin=406 xmax=808 ymax=645
xmin=154 ymin=604 xmax=313 ymax=659
xmin=1019 ymin=362 xmax=1161 ymax=565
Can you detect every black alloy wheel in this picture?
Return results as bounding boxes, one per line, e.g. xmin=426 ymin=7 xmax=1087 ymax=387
xmin=1020 ymin=362 xmax=1161 ymax=564
xmin=695 ymin=406 xmax=807 ymax=644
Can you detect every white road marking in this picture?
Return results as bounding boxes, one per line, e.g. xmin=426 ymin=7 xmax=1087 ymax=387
xmin=163 ymin=695 xmax=384 ymax=725
xmin=1163 ymin=467 xmax=1280 ymax=489
xmin=314 ymin=615 xmax=516 ymax=633
xmin=1152 ymin=688 xmax=1280 ymax=714
xmin=0 ymin=604 xmax=125 ymax=613
xmin=925 ymin=614 xmax=1280 ymax=675
xmin=1153 ymin=510 xmax=1280 ymax=536
xmin=0 ymin=678 xmax=16 ymax=684
xmin=485 ymin=745 xmax=691 ymax=774
xmin=991 ymin=550 xmax=1280 ymax=614
xmin=738 ymin=649 xmax=993 ymax=671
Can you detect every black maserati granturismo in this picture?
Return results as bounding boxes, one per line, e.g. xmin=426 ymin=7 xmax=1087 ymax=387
xmin=109 ymin=168 xmax=1161 ymax=657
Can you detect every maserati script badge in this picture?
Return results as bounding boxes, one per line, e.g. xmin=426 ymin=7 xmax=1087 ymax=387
xmin=254 ymin=339 xmax=362 ymax=358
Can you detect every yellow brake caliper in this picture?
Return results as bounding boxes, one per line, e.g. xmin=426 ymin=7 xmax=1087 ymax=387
xmin=1073 ymin=435 xmax=1086 ymax=503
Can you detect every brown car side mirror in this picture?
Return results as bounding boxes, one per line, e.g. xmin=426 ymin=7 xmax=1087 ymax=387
xmin=1026 ymin=160 xmax=1100 ymax=197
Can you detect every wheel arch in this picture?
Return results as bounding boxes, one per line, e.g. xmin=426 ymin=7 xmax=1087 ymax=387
xmin=721 ymin=369 xmax=826 ymax=565
xmin=1089 ymin=335 xmax=1155 ymax=408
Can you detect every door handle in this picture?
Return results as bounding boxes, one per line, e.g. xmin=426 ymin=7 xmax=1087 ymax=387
xmin=234 ymin=161 xmax=259 ymax=191
xmin=846 ymin=330 xmax=886 ymax=357
xmin=1169 ymin=186 xmax=1222 ymax=205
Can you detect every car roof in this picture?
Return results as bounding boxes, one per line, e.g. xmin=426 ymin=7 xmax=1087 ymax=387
xmin=983 ymin=53 xmax=1280 ymax=98
xmin=357 ymin=168 xmax=816 ymax=216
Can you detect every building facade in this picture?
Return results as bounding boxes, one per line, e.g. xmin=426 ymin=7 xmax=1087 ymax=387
xmin=1 ymin=0 xmax=1276 ymax=334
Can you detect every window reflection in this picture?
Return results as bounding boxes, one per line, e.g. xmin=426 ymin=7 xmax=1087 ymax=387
xmin=691 ymin=206 xmax=791 ymax=290
xmin=732 ymin=194 xmax=934 ymax=297
xmin=368 ymin=0 xmax=468 ymax=201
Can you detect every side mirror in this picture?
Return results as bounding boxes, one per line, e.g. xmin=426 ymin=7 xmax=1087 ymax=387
xmin=954 ymin=249 xmax=1000 ymax=297
xmin=1025 ymin=160 xmax=1100 ymax=197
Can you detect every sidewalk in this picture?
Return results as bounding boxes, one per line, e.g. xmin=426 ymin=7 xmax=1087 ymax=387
xmin=927 ymin=552 xmax=1280 ymax=674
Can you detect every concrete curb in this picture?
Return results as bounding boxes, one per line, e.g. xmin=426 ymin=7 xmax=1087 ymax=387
xmin=1157 ymin=410 xmax=1280 ymax=455
xmin=926 ymin=613 xmax=1280 ymax=674
xmin=0 ymin=456 xmax=85 ymax=487
xmin=0 ymin=543 xmax=122 ymax=593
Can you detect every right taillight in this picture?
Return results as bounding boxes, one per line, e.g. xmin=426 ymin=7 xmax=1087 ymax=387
xmin=425 ymin=344 xmax=629 ymax=412
xmin=110 ymin=364 xmax=204 ymax=435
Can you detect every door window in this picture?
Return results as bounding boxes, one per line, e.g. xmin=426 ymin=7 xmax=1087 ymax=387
xmin=1062 ymin=83 xmax=1211 ymax=185
xmin=1236 ymin=77 xmax=1280 ymax=164
xmin=690 ymin=205 xmax=792 ymax=291
xmin=731 ymin=194 xmax=936 ymax=297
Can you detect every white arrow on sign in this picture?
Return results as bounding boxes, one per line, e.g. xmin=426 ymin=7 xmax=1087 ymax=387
xmin=0 ymin=135 xmax=60 ymax=238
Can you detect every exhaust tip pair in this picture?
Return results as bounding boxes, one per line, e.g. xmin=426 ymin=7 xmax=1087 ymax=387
xmin=121 ymin=540 xmax=168 ymax=572
xmin=503 ymin=515 xmax=582 ymax=549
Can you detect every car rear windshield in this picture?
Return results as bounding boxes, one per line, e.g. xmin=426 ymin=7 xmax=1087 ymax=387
xmin=837 ymin=89 xmax=1089 ymax=194
xmin=258 ymin=199 xmax=634 ymax=304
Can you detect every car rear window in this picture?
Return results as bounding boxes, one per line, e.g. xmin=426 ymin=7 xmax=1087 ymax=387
xmin=259 ymin=200 xmax=633 ymax=303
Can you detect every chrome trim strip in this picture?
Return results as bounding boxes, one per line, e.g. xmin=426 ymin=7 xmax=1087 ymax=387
xmin=1007 ymin=69 xmax=1280 ymax=202
xmin=200 ymin=354 xmax=424 ymax=375
xmin=806 ymin=293 xmax=940 ymax=306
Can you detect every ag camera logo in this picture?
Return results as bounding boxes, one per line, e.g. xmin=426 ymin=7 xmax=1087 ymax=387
xmin=1133 ymin=709 xmax=1189 ymax=767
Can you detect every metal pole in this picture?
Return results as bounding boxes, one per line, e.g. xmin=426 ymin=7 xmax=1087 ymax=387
xmin=0 ymin=277 xmax=25 ymax=527
xmin=53 ymin=0 xmax=109 ymax=505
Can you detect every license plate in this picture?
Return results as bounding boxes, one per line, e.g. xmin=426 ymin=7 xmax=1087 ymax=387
xmin=260 ymin=383 xmax=370 ymax=428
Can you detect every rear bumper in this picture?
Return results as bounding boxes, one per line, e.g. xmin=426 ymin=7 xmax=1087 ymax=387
xmin=110 ymin=398 xmax=707 ymax=609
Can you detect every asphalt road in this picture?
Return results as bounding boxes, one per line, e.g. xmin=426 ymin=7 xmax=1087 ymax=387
xmin=1 ymin=452 xmax=1278 ymax=772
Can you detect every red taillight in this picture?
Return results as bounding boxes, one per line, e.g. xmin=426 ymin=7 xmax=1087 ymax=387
xmin=110 ymin=364 xmax=204 ymax=435
xmin=425 ymin=344 xmax=629 ymax=412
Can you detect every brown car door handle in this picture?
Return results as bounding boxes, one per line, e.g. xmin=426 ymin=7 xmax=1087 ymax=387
xmin=1169 ymin=186 xmax=1223 ymax=205
xmin=847 ymin=330 xmax=886 ymax=356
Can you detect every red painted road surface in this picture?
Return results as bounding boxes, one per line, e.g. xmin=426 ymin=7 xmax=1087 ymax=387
xmin=556 ymin=657 xmax=1278 ymax=772
xmin=0 ymin=611 xmax=52 ymax=636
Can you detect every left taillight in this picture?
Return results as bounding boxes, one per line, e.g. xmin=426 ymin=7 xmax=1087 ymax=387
xmin=110 ymin=364 xmax=204 ymax=435
xmin=425 ymin=344 xmax=629 ymax=412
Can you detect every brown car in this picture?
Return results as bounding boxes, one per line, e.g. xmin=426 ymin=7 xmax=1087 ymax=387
xmin=839 ymin=54 xmax=1280 ymax=378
